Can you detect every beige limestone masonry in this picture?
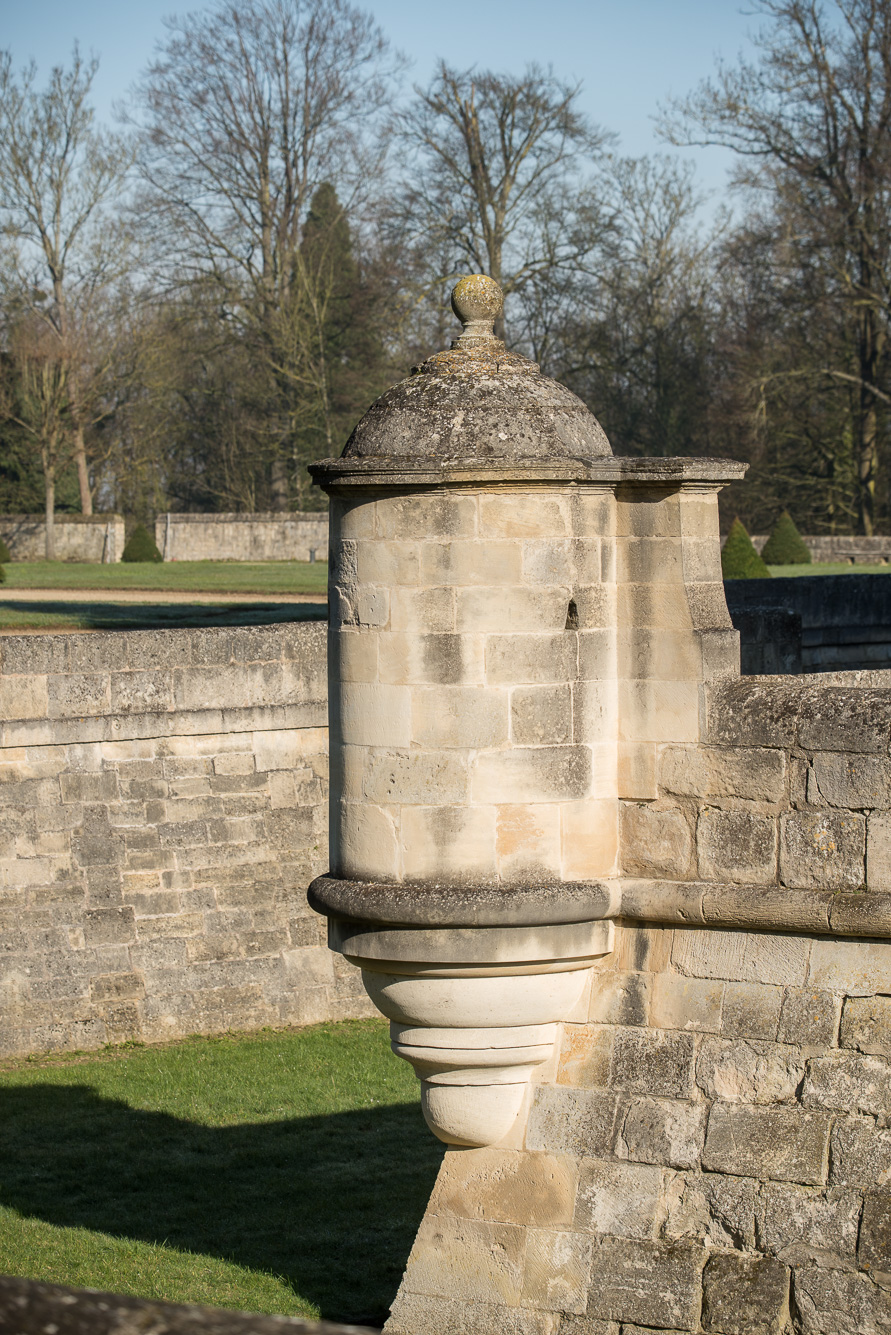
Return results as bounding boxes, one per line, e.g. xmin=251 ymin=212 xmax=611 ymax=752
xmin=0 ymin=623 xmax=371 ymax=1059
xmin=0 ymin=514 xmax=124 ymax=562
xmin=155 ymin=512 xmax=328 ymax=562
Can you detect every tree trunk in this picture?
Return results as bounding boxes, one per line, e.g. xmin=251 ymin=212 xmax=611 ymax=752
xmin=45 ymin=469 xmax=56 ymax=561
xmin=270 ymin=457 xmax=290 ymax=512
xmin=74 ymin=422 xmax=93 ymax=515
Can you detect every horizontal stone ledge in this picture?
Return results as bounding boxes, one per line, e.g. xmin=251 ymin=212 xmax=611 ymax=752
xmin=308 ymin=875 xmax=620 ymax=928
xmin=0 ymin=703 xmax=326 ymax=748
xmin=310 ymin=454 xmax=746 ymax=490
xmin=0 ymin=1274 xmax=376 ymax=1335
xmin=622 ymin=879 xmax=891 ymax=939
xmin=311 ymin=874 xmax=891 ymax=942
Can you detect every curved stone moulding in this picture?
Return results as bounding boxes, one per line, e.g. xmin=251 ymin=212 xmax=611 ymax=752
xmin=329 ymin=916 xmax=614 ymax=1147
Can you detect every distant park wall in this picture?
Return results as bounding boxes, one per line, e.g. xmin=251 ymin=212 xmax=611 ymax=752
xmin=752 ymin=533 xmax=891 ymax=564
xmin=0 ymin=514 xmax=125 ymax=563
xmin=0 ymin=621 xmax=372 ymax=1060
xmin=155 ymin=512 xmax=329 ymax=562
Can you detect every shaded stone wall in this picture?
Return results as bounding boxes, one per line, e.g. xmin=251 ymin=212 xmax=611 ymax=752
xmin=0 ymin=623 xmax=372 ymax=1060
xmin=0 ymin=514 xmax=125 ymax=562
xmin=155 ymin=512 xmax=329 ymax=562
xmin=727 ymin=574 xmax=891 ymax=673
xmin=387 ymin=675 xmax=891 ymax=1335
xmin=753 ymin=533 xmax=891 ymax=564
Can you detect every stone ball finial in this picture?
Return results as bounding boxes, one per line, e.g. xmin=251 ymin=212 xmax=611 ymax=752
xmin=451 ymin=275 xmax=503 ymax=343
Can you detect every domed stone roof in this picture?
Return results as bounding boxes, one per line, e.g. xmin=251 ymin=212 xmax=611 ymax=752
xmin=341 ymin=275 xmax=612 ymax=460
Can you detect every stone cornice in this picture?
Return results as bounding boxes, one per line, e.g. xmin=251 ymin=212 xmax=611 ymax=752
xmin=309 ymin=455 xmax=747 ymax=491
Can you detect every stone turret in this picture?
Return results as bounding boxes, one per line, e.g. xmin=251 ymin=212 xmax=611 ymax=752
xmin=309 ymin=275 xmax=744 ymax=1149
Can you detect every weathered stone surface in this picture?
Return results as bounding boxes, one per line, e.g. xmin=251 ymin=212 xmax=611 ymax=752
xmin=672 ymin=928 xmax=811 ymax=987
xmin=722 ymin=982 xmax=783 ymax=1040
xmin=429 ymin=1147 xmax=576 ymax=1229
xmin=585 ymin=1237 xmax=705 ymax=1329
xmin=621 ymin=1097 xmax=707 ymax=1170
xmin=526 ymin=1087 xmax=626 ymax=1159
xmin=620 ymin=805 xmax=694 ymax=880
xmin=663 ymin=1171 xmax=756 ymax=1249
xmin=757 ymin=1184 xmax=861 ymax=1263
xmin=780 ymin=811 xmax=866 ymax=890
xmin=659 ymin=745 xmax=786 ymax=802
xmin=609 ymin=1029 xmax=696 ymax=1099
xmin=522 ymin=1228 xmax=592 ymax=1314
xmin=573 ymin=1159 xmax=662 ymax=1238
xmin=858 ymin=1191 xmax=891 ymax=1281
xmin=696 ymin=1038 xmax=805 ymax=1105
xmin=399 ymin=1214 xmax=526 ymax=1306
xmin=701 ymin=1253 xmax=789 ymax=1335
xmin=778 ymin=988 xmax=841 ymax=1047
xmin=387 ymin=1291 xmax=557 ymax=1335
xmin=697 ymin=809 xmax=778 ymax=883
xmin=801 ymin=1051 xmax=891 ymax=1116
xmin=830 ymin=1117 xmax=891 ymax=1188
xmin=841 ymin=995 xmax=891 ymax=1058
xmin=809 ymin=753 xmax=891 ymax=809
xmin=792 ymin=1265 xmax=891 ymax=1335
xmin=649 ymin=972 xmax=723 ymax=1034
xmin=702 ymin=1105 xmax=830 ymax=1184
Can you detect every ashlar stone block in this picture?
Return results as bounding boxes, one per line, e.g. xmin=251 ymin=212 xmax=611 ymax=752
xmin=585 ymin=1236 xmax=705 ymax=1330
xmin=780 ymin=811 xmax=866 ymax=890
xmin=659 ymin=745 xmax=786 ymax=803
xmin=495 ymin=803 xmax=562 ymax=879
xmin=428 ymin=1147 xmax=576 ymax=1229
xmin=697 ymin=809 xmax=777 ymax=884
xmin=696 ymin=1037 xmax=805 ymax=1105
xmin=573 ymin=1158 xmax=663 ymax=1239
xmin=701 ymin=1253 xmax=789 ymax=1335
xmin=702 ymin=1104 xmax=830 ymax=1185
xmin=621 ymin=1096 xmax=707 ymax=1169
xmin=801 ymin=1050 xmax=891 ymax=1117
xmin=521 ymin=1227 xmax=592 ymax=1315
xmin=411 ymin=685 xmax=508 ymax=749
xmin=620 ymin=804 xmax=694 ymax=880
xmin=361 ymin=749 xmax=469 ymax=806
xmin=758 ymin=1182 xmax=861 ymax=1264
xmin=511 ymin=685 xmax=573 ymax=746
xmin=809 ymin=752 xmax=891 ymax=809
xmin=472 ymin=746 xmax=592 ymax=805
xmin=792 ymin=1265 xmax=891 ymax=1335
xmin=400 ymin=804 xmax=496 ymax=880
xmin=457 ymin=586 xmax=570 ymax=634
xmin=841 ymin=995 xmax=891 ymax=1059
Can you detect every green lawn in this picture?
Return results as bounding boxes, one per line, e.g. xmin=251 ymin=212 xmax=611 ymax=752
xmin=0 ymin=600 xmax=326 ymax=633
xmin=0 ymin=1021 xmax=443 ymax=1327
xmin=2 ymin=561 xmax=329 ymax=595
xmin=766 ymin=562 xmax=891 ymax=576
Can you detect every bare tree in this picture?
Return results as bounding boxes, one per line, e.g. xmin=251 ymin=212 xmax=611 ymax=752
xmin=392 ymin=63 xmax=612 ymax=338
xmin=131 ymin=0 xmax=401 ymax=508
xmin=0 ymin=47 xmax=133 ymax=517
xmin=660 ymin=0 xmax=891 ymax=533
xmin=0 ymin=306 xmax=72 ymax=558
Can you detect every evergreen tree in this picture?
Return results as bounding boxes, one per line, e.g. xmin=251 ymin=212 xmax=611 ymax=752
xmin=761 ymin=511 xmax=812 ymax=565
xmin=722 ymin=517 xmax=771 ymax=579
xmin=121 ymin=523 xmax=162 ymax=562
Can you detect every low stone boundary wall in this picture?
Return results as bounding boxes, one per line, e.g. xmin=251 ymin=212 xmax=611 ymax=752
xmin=726 ymin=572 xmax=891 ymax=671
xmin=0 ymin=514 xmax=124 ymax=562
xmin=0 ymin=622 xmax=373 ymax=1060
xmin=0 ymin=1275 xmax=377 ymax=1335
xmin=156 ymin=513 xmax=329 ymax=562
xmin=753 ymin=532 xmax=891 ymax=563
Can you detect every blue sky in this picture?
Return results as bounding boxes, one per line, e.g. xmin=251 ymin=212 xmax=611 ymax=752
xmin=1 ymin=0 xmax=759 ymax=201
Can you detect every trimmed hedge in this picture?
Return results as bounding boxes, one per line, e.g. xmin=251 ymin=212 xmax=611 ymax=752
xmin=722 ymin=518 xmax=772 ymax=579
xmin=0 ymin=538 xmax=11 ymax=564
xmin=761 ymin=511 xmax=812 ymax=565
xmin=121 ymin=523 xmax=163 ymax=563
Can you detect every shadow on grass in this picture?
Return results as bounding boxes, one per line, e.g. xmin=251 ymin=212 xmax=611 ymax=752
xmin=0 ymin=600 xmax=327 ymax=632
xmin=0 ymin=1084 xmax=442 ymax=1325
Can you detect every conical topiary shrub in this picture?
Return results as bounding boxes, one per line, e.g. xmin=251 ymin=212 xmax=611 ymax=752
xmin=121 ymin=523 xmax=163 ymax=563
xmin=0 ymin=564 xmax=6 ymax=584
xmin=761 ymin=511 xmax=812 ymax=565
xmin=0 ymin=537 xmax=11 ymax=564
xmin=721 ymin=518 xmax=772 ymax=579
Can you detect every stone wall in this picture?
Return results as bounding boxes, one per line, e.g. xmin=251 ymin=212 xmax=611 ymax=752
xmin=0 ymin=514 xmax=125 ymax=562
xmin=155 ymin=512 xmax=329 ymax=562
xmin=0 ymin=622 xmax=372 ymax=1060
xmin=726 ymin=573 xmax=891 ymax=672
xmin=387 ymin=673 xmax=891 ymax=1335
xmin=753 ymin=533 xmax=891 ymax=564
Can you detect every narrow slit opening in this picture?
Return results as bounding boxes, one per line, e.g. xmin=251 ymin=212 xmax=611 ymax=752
xmin=565 ymin=598 xmax=579 ymax=631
